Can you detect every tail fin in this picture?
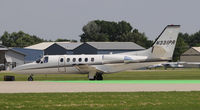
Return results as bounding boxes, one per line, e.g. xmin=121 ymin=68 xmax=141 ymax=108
xmin=150 ymin=25 xmax=180 ymax=60
xmin=119 ymin=25 xmax=180 ymax=61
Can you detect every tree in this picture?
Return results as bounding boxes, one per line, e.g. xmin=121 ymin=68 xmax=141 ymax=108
xmin=80 ymin=21 xmax=109 ymax=42
xmin=189 ymin=31 xmax=200 ymax=46
xmin=55 ymin=38 xmax=77 ymax=42
xmin=173 ymin=33 xmax=189 ymax=61
xmin=0 ymin=31 xmax=10 ymax=46
xmin=80 ymin=20 xmax=152 ymax=48
xmin=172 ymin=31 xmax=200 ymax=61
xmin=0 ymin=31 xmax=44 ymax=47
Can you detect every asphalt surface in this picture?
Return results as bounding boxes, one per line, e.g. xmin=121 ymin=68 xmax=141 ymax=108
xmin=1 ymin=81 xmax=200 ymax=93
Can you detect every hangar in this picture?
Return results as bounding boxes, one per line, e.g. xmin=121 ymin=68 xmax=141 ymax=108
xmin=25 ymin=42 xmax=145 ymax=55
xmin=25 ymin=42 xmax=56 ymax=50
xmin=12 ymin=48 xmax=43 ymax=63
xmin=25 ymin=42 xmax=82 ymax=55
xmin=180 ymin=47 xmax=200 ymax=67
xmin=180 ymin=47 xmax=200 ymax=62
xmin=44 ymin=42 xmax=82 ymax=55
xmin=0 ymin=45 xmax=25 ymax=71
xmin=73 ymin=42 xmax=145 ymax=54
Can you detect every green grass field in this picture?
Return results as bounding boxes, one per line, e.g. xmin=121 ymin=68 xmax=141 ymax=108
xmin=1 ymin=68 xmax=200 ymax=81
xmin=1 ymin=69 xmax=200 ymax=110
xmin=0 ymin=92 xmax=200 ymax=110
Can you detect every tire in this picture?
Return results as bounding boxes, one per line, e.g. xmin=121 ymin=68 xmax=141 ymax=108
xmin=28 ymin=76 xmax=33 ymax=81
xmin=96 ymin=74 xmax=103 ymax=80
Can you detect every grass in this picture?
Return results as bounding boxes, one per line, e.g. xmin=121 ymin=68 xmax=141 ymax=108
xmin=0 ymin=92 xmax=200 ymax=110
xmin=1 ymin=69 xmax=200 ymax=110
xmin=1 ymin=68 xmax=200 ymax=81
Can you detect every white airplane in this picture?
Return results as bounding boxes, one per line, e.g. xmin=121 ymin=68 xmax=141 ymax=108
xmin=163 ymin=62 xmax=184 ymax=68
xmin=148 ymin=62 xmax=185 ymax=69
xmin=12 ymin=25 xmax=180 ymax=81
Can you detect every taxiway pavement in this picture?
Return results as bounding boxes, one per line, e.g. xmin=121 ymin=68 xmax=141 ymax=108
xmin=0 ymin=81 xmax=200 ymax=93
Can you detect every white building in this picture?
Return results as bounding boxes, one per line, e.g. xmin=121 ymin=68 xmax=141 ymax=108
xmin=180 ymin=47 xmax=200 ymax=68
xmin=180 ymin=47 xmax=200 ymax=62
xmin=0 ymin=45 xmax=25 ymax=71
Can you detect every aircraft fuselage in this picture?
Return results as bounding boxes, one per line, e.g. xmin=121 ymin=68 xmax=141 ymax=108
xmin=13 ymin=54 xmax=154 ymax=74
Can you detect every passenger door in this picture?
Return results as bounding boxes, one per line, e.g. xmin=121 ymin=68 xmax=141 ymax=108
xmin=58 ymin=57 xmax=66 ymax=72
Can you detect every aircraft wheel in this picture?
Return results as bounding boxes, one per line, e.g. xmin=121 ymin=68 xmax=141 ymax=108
xmin=96 ymin=73 xmax=103 ymax=80
xmin=28 ymin=75 xmax=34 ymax=81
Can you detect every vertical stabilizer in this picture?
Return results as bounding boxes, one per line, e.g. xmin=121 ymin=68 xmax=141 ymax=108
xmin=119 ymin=25 xmax=180 ymax=61
xmin=150 ymin=25 xmax=180 ymax=60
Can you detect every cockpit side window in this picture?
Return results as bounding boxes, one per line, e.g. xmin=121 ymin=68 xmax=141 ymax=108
xmin=60 ymin=58 xmax=64 ymax=62
xmin=44 ymin=57 xmax=49 ymax=63
xmin=91 ymin=58 xmax=94 ymax=62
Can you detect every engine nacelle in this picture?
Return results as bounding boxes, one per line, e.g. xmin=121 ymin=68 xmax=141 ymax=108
xmin=124 ymin=56 xmax=147 ymax=63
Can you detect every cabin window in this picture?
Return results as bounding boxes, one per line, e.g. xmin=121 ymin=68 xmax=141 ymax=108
xmin=60 ymin=58 xmax=64 ymax=62
xmin=67 ymin=58 xmax=70 ymax=62
xmin=78 ymin=58 xmax=82 ymax=62
xmin=91 ymin=58 xmax=94 ymax=62
xmin=73 ymin=58 xmax=76 ymax=62
xmin=85 ymin=58 xmax=88 ymax=62
xmin=44 ymin=57 xmax=48 ymax=63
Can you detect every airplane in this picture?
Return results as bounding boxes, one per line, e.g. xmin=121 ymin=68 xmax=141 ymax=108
xmin=12 ymin=25 xmax=180 ymax=81
xmin=163 ymin=62 xmax=184 ymax=68
xmin=147 ymin=64 xmax=163 ymax=69
xmin=148 ymin=62 xmax=185 ymax=69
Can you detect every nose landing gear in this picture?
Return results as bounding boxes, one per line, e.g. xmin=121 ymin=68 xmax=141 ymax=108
xmin=28 ymin=74 xmax=34 ymax=81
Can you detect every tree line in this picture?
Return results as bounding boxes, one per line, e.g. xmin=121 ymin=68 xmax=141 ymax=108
xmin=0 ymin=31 xmax=77 ymax=47
xmin=173 ymin=31 xmax=200 ymax=61
xmin=80 ymin=20 xmax=152 ymax=48
xmin=1 ymin=20 xmax=200 ymax=61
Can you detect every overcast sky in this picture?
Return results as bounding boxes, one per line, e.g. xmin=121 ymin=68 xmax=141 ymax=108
xmin=0 ymin=0 xmax=200 ymax=41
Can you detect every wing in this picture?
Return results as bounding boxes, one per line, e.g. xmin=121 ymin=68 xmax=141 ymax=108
xmin=73 ymin=64 xmax=107 ymax=79
xmin=73 ymin=64 xmax=107 ymax=73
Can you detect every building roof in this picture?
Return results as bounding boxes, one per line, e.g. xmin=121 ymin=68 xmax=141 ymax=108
xmin=12 ymin=48 xmax=43 ymax=62
xmin=9 ymin=48 xmax=26 ymax=56
xmin=56 ymin=42 xmax=82 ymax=50
xmin=0 ymin=48 xmax=8 ymax=51
xmin=25 ymin=42 xmax=145 ymax=51
xmin=0 ymin=45 xmax=8 ymax=50
xmin=192 ymin=47 xmax=200 ymax=53
xmin=182 ymin=47 xmax=200 ymax=56
xmin=0 ymin=45 xmax=25 ymax=55
xmin=25 ymin=42 xmax=71 ymax=50
xmin=25 ymin=42 xmax=55 ymax=50
xmin=85 ymin=42 xmax=145 ymax=50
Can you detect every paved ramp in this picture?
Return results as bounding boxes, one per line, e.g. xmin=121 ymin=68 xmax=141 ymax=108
xmin=46 ymin=80 xmax=200 ymax=84
xmin=0 ymin=80 xmax=200 ymax=93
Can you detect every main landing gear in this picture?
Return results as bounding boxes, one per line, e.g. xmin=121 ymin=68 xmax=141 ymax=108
xmin=89 ymin=72 xmax=103 ymax=80
xmin=95 ymin=73 xmax=103 ymax=80
xmin=28 ymin=74 xmax=34 ymax=81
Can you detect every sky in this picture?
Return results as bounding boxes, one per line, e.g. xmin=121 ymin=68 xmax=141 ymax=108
xmin=0 ymin=0 xmax=200 ymax=41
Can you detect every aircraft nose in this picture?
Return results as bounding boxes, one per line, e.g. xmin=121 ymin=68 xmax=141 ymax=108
xmin=11 ymin=63 xmax=35 ymax=74
xmin=11 ymin=67 xmax=19 ymax=72
xmin=11 ymin=66 xmax=23 ymax=73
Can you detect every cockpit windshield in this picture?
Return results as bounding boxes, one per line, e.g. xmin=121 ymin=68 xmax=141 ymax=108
xmin=44 ymin=57 xmax=48 ymax=63
xmin=36 ymin=56 xmax=48 ymax=64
